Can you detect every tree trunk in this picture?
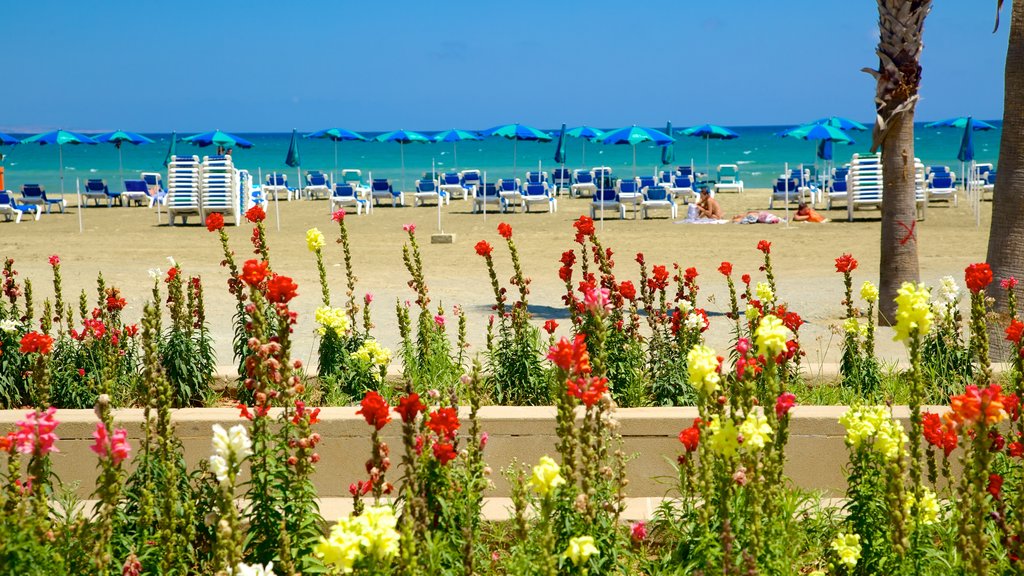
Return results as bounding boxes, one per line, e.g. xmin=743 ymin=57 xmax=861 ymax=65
xmin=987 ymin=0 xmax=1024 ymax=356
xmin=878 ymin=114 xmax=921 ymax=324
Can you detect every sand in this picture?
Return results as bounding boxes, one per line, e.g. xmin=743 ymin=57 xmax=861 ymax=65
xmin=0 ymin=190 xmax=990 ymax=373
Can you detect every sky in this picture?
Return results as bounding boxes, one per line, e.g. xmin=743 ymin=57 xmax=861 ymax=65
xmin=2 ymin=0 xmax=1009 ymax=132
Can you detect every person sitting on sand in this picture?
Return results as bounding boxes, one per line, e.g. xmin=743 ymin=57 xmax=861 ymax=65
xmin=793 ymin=201 xmax=826 ymax=223
xmin=695 ymin=188 xmax=723 ymax=219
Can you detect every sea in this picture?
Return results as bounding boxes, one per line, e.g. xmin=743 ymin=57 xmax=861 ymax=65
xmin=0 ymin=124 xmax=1002 ymax=194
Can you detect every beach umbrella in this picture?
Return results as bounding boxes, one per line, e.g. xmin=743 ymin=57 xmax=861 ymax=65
xmin=924 ymin=116 xmax=996 ymax=188
xmin=599 ymin=125 xmax=675 ymax=177
xmin=958 ymin=117 xmax=976 ymax=163
xmin=817 ymin=139 xmax=833 ymax=161
xmin=0 ymin=132 xmax=18 ymax=167
xmin=924 ymin=117 xmax=998 ymax=131
xmin=661 ymin=121 xmax=675 ymax=167
xmin=305 ymin=127 xmax=367 ymax=179
xmin=374 ymin=129 xmax=430 ymax=190
xmin=94 ymin=130 xmax=155 ymax=188
xmin=432 ymin=129 xmax=480 ymax=171
xmin=681 ymin=124 xmax=739 ymax=179
xmin=163 ymin=131 xmax=177 ymax=167
xmin=285 ymin=129 xmax=301 ymax=168
xmin=554 ymin=124 xmax=567 ymax=164
xmin=21 ymin=129 xmax=98 ymax=195
xmin=182 ymin=130 xmax=254 ymax=150
xmin=809 ymin=116 xmax=869 ymax=131
xmin=481 ymin=123 xmax=552 ymax=178
xmin=566 ymin=125 xmax=604 ymax=167
xmin=780 ymin=123 xmax=853 ymax=190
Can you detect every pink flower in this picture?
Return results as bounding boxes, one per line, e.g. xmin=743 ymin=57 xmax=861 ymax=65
xmin=631 ymin=521 xmax=647 ymax=543
xmin=15 ymin=407 xmax=60 ymax=456
xmin=480 ymin=431 xmax=489 ymax=450
xmin=48 ymin=255 xmax=60 ymax=267
xmin=364 ymin=293 xmax=374 ymax=304
xmin=775 ymin=392 xmax=796 ymax=419
xmin=1003 ymin=277 xmax=1019 ymax=290
xmin=583 ymin=285 xmax=611 ymax=315
xmin=90 ymin=422 xmax=130 ymax=464
xmin=403 ymin=223 xmax=416 ymax=233
xmin=434 ymin=315 xmax=446 ymax=327
xmin=331 ymin=209 xmax=346 ymax=222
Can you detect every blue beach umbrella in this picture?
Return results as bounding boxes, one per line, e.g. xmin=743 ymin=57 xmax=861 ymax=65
xmin=374 ymin=129 xmax=430 ymax=189
xmin=306 ymin=128 xmax=367 ymax=177
xmin=598 ymin=125 xmax=675 ymax=177
xmin=481 ymin=123 xmax=552 ymax=178
xmin=958 ymin=117 xmax=976 ymax=163
xmin=817 ymin=139 xmax=833 ymax=161
xmin=554 ymin=124 xmax=567 ymax=165
xmin=21 ymin=129 xmax=99 ymax=195
xmin=0 ymin=132 xmax=18 ymax=166
xmin=681 ymin=124 xmax=739 ymax=178
xmin=285 ymin=129 xmax=301 ymax=168
xmin=182 ymin=130 xmax=254 ymax=150
xmin=94 ymin=130 xmax=156 ymax=187
xmin=566 ymin=126 xmax=604 ymax=167
xmin=778 ymin=123 xmax=854 ymax=144
xmin=809 ymin=116 xmax=869 ymax=132
xmin=925 ymin=116 xmax=996 ymax=184
xmin=661 ymin=121 xmax=675 ymax=166
xmin=432 ymin=129 xmax=480 ymax=170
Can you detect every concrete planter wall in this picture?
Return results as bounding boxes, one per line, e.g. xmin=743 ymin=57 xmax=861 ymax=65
xmin=0 ymin=406 xmax=922 ymax=499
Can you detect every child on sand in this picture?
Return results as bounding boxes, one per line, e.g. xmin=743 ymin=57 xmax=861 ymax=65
xmin=793 ymin=202 xmax=826 ymax=223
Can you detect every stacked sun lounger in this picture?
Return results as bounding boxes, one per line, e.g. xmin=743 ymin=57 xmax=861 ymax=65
xmin=200 ymin=155 xmax=240 ymax=225
xmin=166 ymin=155 xmax=202 ymax=225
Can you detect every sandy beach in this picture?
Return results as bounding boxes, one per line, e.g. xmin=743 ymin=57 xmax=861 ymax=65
xmin=0 ymin=190 xmax=990 ymax=373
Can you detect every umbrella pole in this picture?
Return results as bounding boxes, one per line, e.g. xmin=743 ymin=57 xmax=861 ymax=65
xmin=632 ymin=145 xmax=636 ymax=179
xmin=401 ymin=143 xmax=406 ymax=192
xmin=784 ymin=162 xmax=790 ymax=228
xmin=435 ymin=159 xmax=441 ymax=232
xmin=334 ymin=140 xmax=339 ymax=187
xmin=453 ymin=142 xmax=458 ymax=171
xmin=59 ymin=144 xmax=65 ymax=197
xmin=483 ymin=171 xmax=487 ymax=223
xmin=705 ymin=136 xmax=710 ymax=182
xmin=275 ymin=168 xmax=282 ymax=231
xmin=513 ymin=139 xmax=518 ymax=180
xmin=76 ymin=177 xmax=83 ymax=234
xmin=118 ymin=145 xmax=125 ymax=192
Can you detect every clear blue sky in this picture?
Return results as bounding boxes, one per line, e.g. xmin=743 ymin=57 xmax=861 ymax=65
xmin=2 ymin=0 xmax=1008 ymax=132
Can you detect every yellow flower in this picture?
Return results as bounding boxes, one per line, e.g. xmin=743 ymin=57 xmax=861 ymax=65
xmin=361 ymin=505 xmax=400 ymax=560
xmin=739 ymin=410 xmax=773 ymax=452
xmin=838 ymin=406 xmax=905 ymax=460
xmin=905 ymin=487 xmax=940 ymax=526
xmin=351 ymin=339 xmax=392 ymax=380
xmin=315 ymin=505 xmax=400 ymax=572
xmin=315 ymin=518 xmax=368 ymax=573
xmin=755 ymin=314 xmax=788 ymax=357
xmin=686 ymin=345 xmax=721 ymax=395
xmin=860 ymin=281 xmax=879 ymax=303
xmin=755 ymin=282 xmax=774 ymax=304
xmin=564 ymin=535 xmax=599 ymax=566
xmin=843 ymin=318 xmax=864 ymax=336
xmin=306 ymin=227 xmax=325 ymax=252
xmin=745 ymin=305 xmax=760 ymax=321
xmin=315 ymin=306 xmax=351 ymax=337
xmin=831 ymin=532 xmax=861 ymax=569
xmin=893 ymin=282 xmax=933 ymax=342
xmin=707 ymin=415 xmax=740 ymax=457
xmin=528 ymin=456 xmax=565 ymax=496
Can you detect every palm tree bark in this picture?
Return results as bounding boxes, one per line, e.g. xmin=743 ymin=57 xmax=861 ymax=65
xmin=869 ymin=0 xmax=932 ymax=324
xmin=987 ymin=0 xmax=1024 ymax=353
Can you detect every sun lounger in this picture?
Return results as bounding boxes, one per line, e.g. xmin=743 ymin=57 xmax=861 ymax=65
xmin=0 ymin=191 xmax=41 ymax=222
xmin=826 ymin=167 xmax=849 ymax=209
xmin=522 ymin=182 xmax=556 ymax=213
xmin=304 ymin=171 xmax=331 ymax=200
xmin=668 ymin=175 xmax=696 ymax=201
xmin=845 ymin=153 xmax=927 ymax=221
xmin=473 ymin=182 xmax=505 ymax=213
xmin=414 ymin=178 xmax=446 ymax=206
xmin=200 ymin=155 xmax=239 ymax=224
xmin=927 ymin=172 xmax=957 ymax=205
xmin=590 ymin=188 xmax=624 ymax=220
xmin=617 ymin=178 xmax=643 ymax=218
xmin=340 ymin=169 xmax=370 ymax=199
xmin=460 ymin=170 xmax=481 ymax=196
xmin=714 ymin=164 xmax=744 ymax=194
xmin=768 ymin=178 xmax=805 ymax=209
xmin=439 ymin=173 xmax=471 ymax=201
xmin=552 ymin=168 xmax=571 ymax=196
xmin=123 ymin=179 xmax=151 ymax=207
xmin=264 ymin=173 xmax=293 ymax=201
xmin=166 ymin=155 xmax=202 ymax=225
xmin=641 ymin=185 xmax=677 ymax=219
xmin=141 ymin=172 xmax=166 ymax=207
xmin=330 ymin=183 xmax=369 ymax=214
xmin=499 ymin=178 xmax=523 ymax=212
xmin=982 ymin=171 xmax=996 ymax=199
xmin=83 ymin=179 xmax=123 ymax=207
xmin=370 ymin=178 xmax=404 ymax=207
xmin=20 ymin=184 xmax=66 ymax=214
xmin=571 ymin=170 xmax=597 ymax=198
xmin=525 ymin=171 xmax=547 ymax=185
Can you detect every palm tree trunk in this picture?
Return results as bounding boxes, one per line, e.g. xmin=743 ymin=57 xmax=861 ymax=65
xmin=869 ymin=0 xmax=932 ymax=324
xmin=987 ymin=0 xmax=1024 ymax=354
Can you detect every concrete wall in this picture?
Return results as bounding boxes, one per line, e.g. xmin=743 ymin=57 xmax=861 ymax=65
xmin=0 ymin=406 xmax=927 ymax=499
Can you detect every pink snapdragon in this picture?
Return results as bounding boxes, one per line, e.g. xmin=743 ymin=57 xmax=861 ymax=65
xmin=90 ymin=422 xmax=132 ymax=465
xmin=583 ymin=285 xmax=611 ymax=314
xmin=15 ymin=407 xmax=60 ymax=456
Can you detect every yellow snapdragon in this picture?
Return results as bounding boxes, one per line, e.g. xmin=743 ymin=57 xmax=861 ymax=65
xmin=306 ymin=227 xmax=325 ymax=252
xmin=904 ymin=487 xmax=940 ymax=526
xmin=893 ymin=282 xmax=933 ymax=342
xmin=745 ymin=305 xmax=760 ymax=321
xmin=755 ymin=314 xmax=788 ymax=357
xmin=738 ymin=410 xmax=773 ymax=452
xmin=755 ymin=282 xmax=774 ymax=304
xmin=528 ymin=455 xmax=565 ymax=496
xmin=315 ymin=306 xmax=351 ymax=337
xmin=315 ymin=505 xmax=400 ymax=572
xmin=686 ymin=345 xmax=721 ymax=395
xmin=860 ymin=281 xmax=879 ymax=303
xmin=707 ymin=415 xmax=740 ymax=457
xmin=564 ymin=536 xmax=599 ymax=566
xmin=351 ymin=340 xmax=392 ymax=381
xmin=839 ymin=406 xmax=906 ymax=461
xmin=831 ymin=533 xmax=861 ymax=569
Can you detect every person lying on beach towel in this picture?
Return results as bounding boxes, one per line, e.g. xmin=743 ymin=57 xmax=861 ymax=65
xmin=793 ymin=202 xmax=827 ymax=223
xmin=731 ymin=211 xmax=783 ymax=224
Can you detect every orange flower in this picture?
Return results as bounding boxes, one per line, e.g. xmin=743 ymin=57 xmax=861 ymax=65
xmin=949 ymin=384 xmax=1006 ymax=427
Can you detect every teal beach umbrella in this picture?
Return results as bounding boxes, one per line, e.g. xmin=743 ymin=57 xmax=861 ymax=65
xmin=374 ymin=129 xmax=430 ymax=190
xmin=306 ymin=128 xmax=367 ymax=178
xmin=22 ymin=129 xmax=99 ymax=195
xmin=182 ymin=130 xmax=254 ymax=150
xmin=554 ymin=124 xmax=567 ymax=165
xmin=0 ymin=132 xmax=18 ymax=166
xmin=925 ymin=116 xmax=996 ymax=186
xmin=481 ymin=123 xmax=552 ymax=178
xmin=809 ymin=116 xmax=869 ymax=132
xmin=163 ymin=131 xmax=177 ymax=168
xmin=661 ymin=121 xmax=675 ymax=166
xmin=432 ymin=129 xmax=480 ymax=170
xmin=285 ymin=129 xmax=301 ymax=168
xmin=566 ymin=126 xmax=604 ymax=167
xmin=95 ymin=130 xmax=155 ymax=187
xmin=681 ymin=124 xmax=739 ymax=178
xmin=598 ymin=125 xmax=675 ymax=177
xmin=778 ymin=123 xmax=854 ymax=144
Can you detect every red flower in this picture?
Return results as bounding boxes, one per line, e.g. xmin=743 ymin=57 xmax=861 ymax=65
xmin=718 ymin=262 xmax=732 ymax=276
xmin=573 ymin=215 xmax=595 ymax=243
xmin=988 ymin=473 xmax=1004 ymax=499
xmin=331 ymin=209 xmax=346 ymax=222
xmin=1007 ymin=319 xmax=1024 ymax=345
xmin=1010 ymin=442 xmax=1024 ymax=458
xmin=48 ymin=255 xmax=60 ymax=267
xmin=474 ymin=240 xmax=494 ymax=258
xmin=678 ymin=419 xmax=700 ymax=452
xmin=19 ymin=332 xmax=54 ymax=355
xmin=567 ymin=375 xmax=609 ymax=408
xmin=1003 ymin=277 xmax=1019 ymax=290
xmin=923 ymin=412 xmax=943 ymax=446
xmin=619 ymin=280 xmax=637 ymax=301
xmin=547 ymin=334 xmax=591 ymax=374
xmin=965 ymin=263 xmax=993 ymax=294
xmin=394 ymin=393 xmax=426 ymax=424
xmin=950 ymin=384 xmax=1006 ymax=427
xmin=741 ymin=273 xmax=751 ymax=285
xmin=1005 ymin=393 xmax=1021 ymax=421
xmin=432 ymin=442 xmax=457 ymax=465
xmin=165 ymin=267 xmax=178 ymax=283
xmin=266 ymin=274 xmax=298 ymax=304
xmin=630 ymin=521 xmax=647 ymax=543
xmin=775 ymin=392 xmax=796 ymax=419
xmin=426 ymin=407 xmax=460 ymax=438
xmin=543 ymin=319 xmax=558 ymax=334
xmin=403 ymin=223 xmax=416 ymax=233
xmin=782 ymin=311 xmax=804 ymax=332
xmin=205 ymin=212 xmax=225 ymax=232
xmin=497 ymin=222 xmax=513 ymax=239
xmin=245 ymin=205 xmax=266 ymax=223
xmin=834 ymin=253 xmax=858 ymax=274
xmin=757 ymin=240 xmax=771 ymax=254
xmin=241 ymin=259 xmax=269 ymax=287
xmin=684 ymin=267 xmax=698 ymax=283
xmin=649 ymin=265 xmax=669 ymax=291
xmin=356 ymin=391 xmax=391 ymax=430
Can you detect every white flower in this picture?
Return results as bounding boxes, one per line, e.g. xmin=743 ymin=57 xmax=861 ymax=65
xmin=936 ymin=276 xmax=961 ymax=306
xmin=229 ymin=561 xmax=275 ymax=576
xmin=166 ymin=256 xmax=177 ymax=267
xmin=212 ymin=424 xmax=253 ymax=460
xmin=147 ymin=268 xmax=162 ymax=279
xmin=0 ymin=319 xmax=20 ymax=333
xmin=209 ymin=454 xmax=229 ymax=484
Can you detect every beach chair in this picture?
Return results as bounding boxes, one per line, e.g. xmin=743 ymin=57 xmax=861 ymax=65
xmin=200 ymin=155 xmax=239 ymax=225
xmin=370 ymin=178 xmax=404 ymax=207
xmin=714 ymin=164 xmax=744 ymax=194
xmin=927 ymin=172 xmax=958 ymax=206
xmin=570 ymin=170 xmax=597 ymax=198
xmin=460 ymin=170 xmax=482 ymax=196
xmin=590 ymin=188 xmax=624 ymax=220
xmin=982 ymin=171 xmax=996 ymax=199
xmin=499 ymin=178 xmax=523 ymax=212
xmin=846 ymin=154 xmax=883 ymax=220
xmin=768 ymin=178 xmax=805 ymax=209
xmin=166 ymin=155 xmax=202 ymax=225
xmin=123 ymin=180 xmax=151 ymax=207
xmin=522 ymin=182 xmax=556 ymax=213
xmin=525 ymin=171 xmax=547 ymax=185
xmin=592 ymin=166 xmax=612 ymax=181
xmin=472 ymin=182 xmax=505 ymax=213
xmin=0 ymin=191 xmax=40 ymax=222
xmin=238 ymin=170 xmax=262 ymax=210
xmin=141 ymin=172 xmax=166 ymax=207
xmin=439 ymin=172 xmax=470 ymax=201
xmin=340 ymin=169 xmax=371 ymax=199
xmin=83 ymin=179 xmax=123 ymax=207
xmin=304 ymin=171 xmax=331 ymax=200
xmin=264 ymin=173 xmax=293 ymax=201
xmin=826 ymin=167 xmax=849 ymax=209
xmin=641 ymin=185 xmax=677 ymax=219
xmin=616 ymin=178 xmax=643 ymax=218
xmin=414 ymin=178 xmax=446 ymax=207
xmin=668 ymin=175 xmax=696 ymax=201
xmin=20 ymin=184 xmax=66 ymax=213
xmin=552 ymin=168 xmax=572 ymax=196
xmin=638 ymin=176 xmax=658 ymax=191
xmin=330 ymin=183 xmax=369 ymax=215
xmin=659 ymin=170 xmax=676 ymax=186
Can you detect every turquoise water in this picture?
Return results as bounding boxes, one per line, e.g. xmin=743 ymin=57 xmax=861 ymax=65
xmin=0 ymin=124 xmax=1001 ymax=195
